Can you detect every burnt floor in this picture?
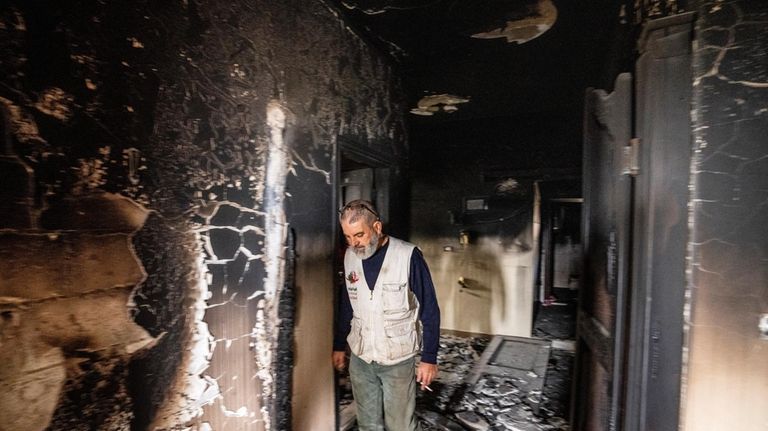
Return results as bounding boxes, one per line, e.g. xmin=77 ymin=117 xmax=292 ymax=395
xmin=337 ymin=293 xmax=577 ymax=431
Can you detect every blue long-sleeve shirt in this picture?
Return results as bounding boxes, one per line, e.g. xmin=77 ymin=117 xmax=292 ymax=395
xmin=333 ymin=240 xmax=441 ymax=364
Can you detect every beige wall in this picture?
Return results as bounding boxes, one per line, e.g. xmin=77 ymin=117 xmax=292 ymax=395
xmin=292 ymin=235 xmax=335 ymax=431
xmin=414 ymin=223 xmax=535 ymax=337
xmin=683 ymin=306 xmax=768 ymax=430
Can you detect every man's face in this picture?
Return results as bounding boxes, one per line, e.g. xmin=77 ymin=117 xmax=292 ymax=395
xmin=341 ymin=218 xmax=382 ymax=259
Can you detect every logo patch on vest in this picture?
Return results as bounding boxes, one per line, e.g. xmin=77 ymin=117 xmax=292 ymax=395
xmin=346 ymin=271 xmax=360 ymax=284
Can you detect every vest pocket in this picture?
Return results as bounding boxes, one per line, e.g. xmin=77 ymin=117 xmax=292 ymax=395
xmin=384 ymin=318 xmax=418 ymax=360
xmin=347 ymin=317 xmax=363 ymax=356
xmin=382 ymin=282 xmax=408 ymax=315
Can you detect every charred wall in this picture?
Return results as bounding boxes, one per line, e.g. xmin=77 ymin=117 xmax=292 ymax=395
xmin=0 ymin=1 xmax=406 ymax=430
xmin=684 ymin=1 xmax=768 ymax=429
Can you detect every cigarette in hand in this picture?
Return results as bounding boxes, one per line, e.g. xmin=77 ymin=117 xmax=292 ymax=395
xmin=422 ymin=385 xmax=433 ymax=392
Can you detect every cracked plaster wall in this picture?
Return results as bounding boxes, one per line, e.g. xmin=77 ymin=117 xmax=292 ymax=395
xmin=684 ymin=1 xmax=768 ymax=430
xmin=0 ymin=1 xmax=406 ymax=430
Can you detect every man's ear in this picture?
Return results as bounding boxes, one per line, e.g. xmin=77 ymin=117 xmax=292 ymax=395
xmin=373 ymin=220 xmax=383 ymax=234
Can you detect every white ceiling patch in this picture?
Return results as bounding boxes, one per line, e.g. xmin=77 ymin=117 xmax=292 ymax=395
xmin=471 ymin=0 xmax=558 ymax=45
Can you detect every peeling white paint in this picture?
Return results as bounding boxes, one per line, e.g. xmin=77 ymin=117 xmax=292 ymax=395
xmin=262 ymin=100 xmax=289 ymax=300
xmin=180 ymin=374 xmax=220 ymax=421
xmin=222 ymin=405 xmax=251 ymax=418
xmin=290 ymin=149 xmax=331 ymax=184
xmin=471 ymin=0 xmax=557 ymax=45
xmin=250 ymin=100 xmax=292 ymax=431
xmin=252 ymin=298 xmax=274 ymax=430
xmin=149 ymin=244 xmax=215 ymax=429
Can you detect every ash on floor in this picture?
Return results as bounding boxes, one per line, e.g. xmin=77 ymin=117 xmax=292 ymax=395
xmin=338 ymin=304 xmax=575 ymax=431
xmin=532 ymin=301 xmax=576 ymax=341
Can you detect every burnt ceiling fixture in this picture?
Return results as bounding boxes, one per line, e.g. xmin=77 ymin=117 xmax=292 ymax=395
xmin=331 ymin=0 xmax=620 ymax=119
xmin=470 ymin=0 xmax=557 ymax=44
xmin=410 ymin=93 xmax=469 ymax=116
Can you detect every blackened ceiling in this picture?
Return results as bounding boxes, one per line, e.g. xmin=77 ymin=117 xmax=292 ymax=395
xmin=331 ymin=0 xmax=624 ymax=121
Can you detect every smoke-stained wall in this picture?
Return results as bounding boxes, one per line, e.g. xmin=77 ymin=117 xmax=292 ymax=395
xmin=0 ymin=1 xmax=406 ymax=430
xmin=684 ymin=1 xmax=768 ymax=430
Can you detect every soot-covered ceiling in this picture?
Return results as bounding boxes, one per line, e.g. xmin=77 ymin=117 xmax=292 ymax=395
xmin=332 ymin=0 xmax=622 ymax=120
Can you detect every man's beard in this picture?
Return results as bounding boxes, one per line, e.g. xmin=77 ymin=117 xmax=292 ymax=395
xmin=353 ymin=231 xmax=379 ymax=259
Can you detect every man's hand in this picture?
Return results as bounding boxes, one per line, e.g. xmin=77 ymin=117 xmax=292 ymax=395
xmin=332 ymin=351 xmax=347 ymax=371
xmin=416 ymin=362 xmax=438 ymax=391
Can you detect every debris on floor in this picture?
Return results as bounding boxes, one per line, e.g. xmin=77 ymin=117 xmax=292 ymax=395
xmin=339 ymin=301 xmax=576 ymax=430
xmin=339 ymin=329 xmax=573 ymax=431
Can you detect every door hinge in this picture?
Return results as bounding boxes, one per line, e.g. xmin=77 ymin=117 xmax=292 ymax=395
xmin=623 ymin=138 xmax=640 ymax=176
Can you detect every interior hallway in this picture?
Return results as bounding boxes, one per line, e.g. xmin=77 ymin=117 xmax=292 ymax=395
xmin=0 ymin=1 xmax=765 ymax=430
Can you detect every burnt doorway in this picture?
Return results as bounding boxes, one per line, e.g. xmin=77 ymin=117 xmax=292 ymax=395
xmin=539 ymin=198 xmax=582 ymax=305
xmin=333 ymin=143 xmax=398 ymax=430
xmin=574 ymin=72 xmax=634 ymax=431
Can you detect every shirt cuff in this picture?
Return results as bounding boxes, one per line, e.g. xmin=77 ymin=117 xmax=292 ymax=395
xmin=420 ymin=352 xmax=437 ymax=364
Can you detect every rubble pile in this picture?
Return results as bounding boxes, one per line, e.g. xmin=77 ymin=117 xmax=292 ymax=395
xmin=418 ymin=335 xmax=572 ymax=431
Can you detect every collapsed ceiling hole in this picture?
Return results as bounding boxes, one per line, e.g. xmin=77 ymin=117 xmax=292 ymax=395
xmin=471 ymin=0 xmax=557 ymax=44
xmin=410 ymin=93 xmax=470 ymax=116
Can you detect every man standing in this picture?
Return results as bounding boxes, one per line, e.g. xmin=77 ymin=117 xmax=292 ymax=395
xmin=333 ymin=199 xmax=440 ymax=431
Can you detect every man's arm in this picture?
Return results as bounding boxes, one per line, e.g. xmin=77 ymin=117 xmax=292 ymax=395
xmin=333 ymin=281 xmax=353 ymax=371
xmin=409 ymin=248 xmax=441 ymax=388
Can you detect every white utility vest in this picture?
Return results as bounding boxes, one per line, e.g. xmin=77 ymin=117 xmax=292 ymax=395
xmin=344 ymin=237 xmax=422 ymax=365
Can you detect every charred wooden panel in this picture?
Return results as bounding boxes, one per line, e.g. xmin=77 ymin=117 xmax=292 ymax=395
xmin=575 ymin=72 xmax=632 ymax=431
xmin=626 ymin=13 xmax=694 ymax=431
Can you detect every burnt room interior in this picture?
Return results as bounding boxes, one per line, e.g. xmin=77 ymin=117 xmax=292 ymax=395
xmin=0 ymin=1 xmax=766 ymax=431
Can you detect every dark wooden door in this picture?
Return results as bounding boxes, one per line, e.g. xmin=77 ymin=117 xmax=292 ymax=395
xmin=574 ymin=72 xmax=633 ymax=431
xmin=624 ymin=13 xmax=694 ymax=431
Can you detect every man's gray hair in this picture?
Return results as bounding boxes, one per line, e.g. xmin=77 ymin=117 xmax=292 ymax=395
xmin=339 ymin=199 xmax=380 ymax=225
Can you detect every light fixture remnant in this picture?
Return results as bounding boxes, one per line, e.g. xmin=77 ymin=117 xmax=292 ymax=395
xmin=471 ymin=0 xmax=557 ymax=44
xmin=410 ymin=94 xmax=470 ymax=116
xmin=495 ymin=178 xmax=520 ymax=194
